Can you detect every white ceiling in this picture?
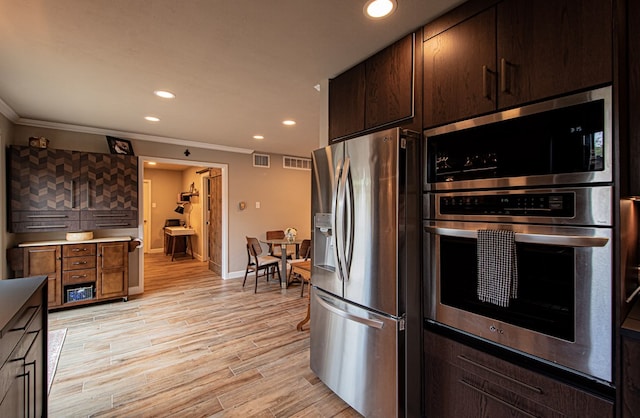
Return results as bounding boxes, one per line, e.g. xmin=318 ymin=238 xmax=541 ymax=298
xmin=0 ymin=0 xmax=462 ymax=157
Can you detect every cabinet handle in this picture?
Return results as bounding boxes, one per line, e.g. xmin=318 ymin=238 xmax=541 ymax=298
xmin=71 ymin=274 xmax=87 ymax=279
xmin=457 ymin=355 xmax=543 ymax=394
xmin=87 ymin=181 xmax=91 ymax=208
xmin=482 ymin=65 xmax=490 ymax=99
xmin=26 ymin=225 xmax=68 ymax=229
xmin=93 ymin=214 xmax=127 ymax=218
xmin=72 ymin=261 xmax=88 ymax=265
xmin=26 ymin=214 xmax=68 ymax=219
xmin=459 ymin=379 xmax=539 ymax=418
xmin=96 ymin=222 xmax=131 ymax=227
xmin=71 ymin=180 xmax=75 ymax=208
xmin=71 ymin=248 xmax=88 ymax=252
xmin=500 ymin=58 xmax=510 ymax=93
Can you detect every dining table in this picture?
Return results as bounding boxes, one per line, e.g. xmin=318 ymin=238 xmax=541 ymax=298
xmin=260 ymin=238 xmax=304 ymax=289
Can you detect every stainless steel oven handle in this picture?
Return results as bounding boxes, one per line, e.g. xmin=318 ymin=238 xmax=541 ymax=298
xmin=424 ymin=226 xmax=609 ymax=248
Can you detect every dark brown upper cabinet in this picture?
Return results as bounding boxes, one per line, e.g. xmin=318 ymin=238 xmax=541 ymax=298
xmin=423 ymin=0 xmax=612 ymax=128
xmin=328 ymin=62 xmax=366 ymax=140
xmin=7 ymin=146 xmax=138 ymax=233
xmin=329 ymin=33 xmax=415 ymax=142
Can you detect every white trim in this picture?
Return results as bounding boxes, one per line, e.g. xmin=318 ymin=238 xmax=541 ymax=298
xmin=15 ymin=118 xmax=254 ymax=155
xmin=136 ymin=156 xmax=230 ymax=295
xmin=0 ymin=97 xmax=19 ymax=122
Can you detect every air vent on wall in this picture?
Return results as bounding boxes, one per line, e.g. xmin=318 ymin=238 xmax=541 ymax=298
xmin=253 ymin=153 xmax=270 ymax=168
xmin=283 ymin=156 xmax=311 ymax=170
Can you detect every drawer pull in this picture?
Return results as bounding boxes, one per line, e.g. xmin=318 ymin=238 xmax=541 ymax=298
xmin=26 ymin=214 xmax=68 ymax=219
xmin=96 ymin=222 xmax=131 ymax=227
xmin=72 ymin=261 xmax=88 ymax=265
xmin=71 ymin=274 xmax=87 ymax=279
xmin=9 ymin=306 xmax=38 ymax=332
xmin=71 ymin=248 xmax=88 ymax=252
xmin=93 ymin=214 xmax=128 ymax=218
xmin=457 ymin=355 xmax=543 ymax=394
xmin=459 ymin=378 xmax=539 ymax=418
xmin=25 ymin=225 xmax=67 ymax=229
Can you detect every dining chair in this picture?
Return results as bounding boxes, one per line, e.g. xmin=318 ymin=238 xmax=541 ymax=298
xmin=266 ymin=230 xmax=295 ymax=258
xmin=244 ymin=236 xmax=282 ymax=292
xmin=287 ymin=239 xmax=311 ymax=296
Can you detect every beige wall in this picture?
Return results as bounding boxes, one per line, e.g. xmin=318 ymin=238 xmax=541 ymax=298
xmin=0 ymin=113 xmax=15 ymax=278
xmin=6 ymin=124 xmax=312 ymax=283
xmin=143 ymin=168 xmax=184 ymax=250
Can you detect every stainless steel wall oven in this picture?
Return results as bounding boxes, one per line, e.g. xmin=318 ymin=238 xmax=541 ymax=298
xmin=423 ymin=86 xmax=614 ymax=384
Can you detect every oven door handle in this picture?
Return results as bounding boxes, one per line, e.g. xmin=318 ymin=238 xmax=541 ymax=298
xmin=424 ymin=226 xmax=609 ymax=248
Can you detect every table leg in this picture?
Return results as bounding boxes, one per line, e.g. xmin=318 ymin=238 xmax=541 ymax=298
xmin=171 ymin=236 xmax=176 ymax=261
xmin=280 ymin=244 xmax=287 ymax=289
xmin=187 ymin=236 xmax=194 ymax=259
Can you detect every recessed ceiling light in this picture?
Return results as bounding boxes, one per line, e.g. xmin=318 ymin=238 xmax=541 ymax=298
xmin=154 ymin=90 xmax=175 ymax=99
xmin=364 ymin=0 xmax=397 ymax=19
xmin=253 ymin=135 xmax=264 ymax=140
xmin=145 ymin=116 xmax=160 ymax=122
xmin=282 ymin=120 xmax=296 ymax=126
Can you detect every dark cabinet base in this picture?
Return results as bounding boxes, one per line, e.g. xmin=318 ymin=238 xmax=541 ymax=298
xmin=424 ymin=328 xmax=614 ymax=417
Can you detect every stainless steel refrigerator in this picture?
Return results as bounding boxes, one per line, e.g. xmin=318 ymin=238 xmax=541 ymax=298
xmin=310 ymin=127 xmax=421 ymax=418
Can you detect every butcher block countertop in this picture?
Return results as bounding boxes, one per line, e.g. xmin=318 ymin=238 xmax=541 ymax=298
xmin=18 ymin=236 xmax=132 ymax=247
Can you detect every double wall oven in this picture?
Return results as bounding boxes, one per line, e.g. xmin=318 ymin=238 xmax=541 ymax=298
xmin=423 ymin=86 xmax=614 ymax=384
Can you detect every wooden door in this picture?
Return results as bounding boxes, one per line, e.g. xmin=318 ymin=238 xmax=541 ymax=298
xmin=423 ymin=7 xmax=497 ymax=128
xmin=24 ymin=246 xmax=62 ymax=308
xmin=96 ymin=242 xmax=128 ymax=299
xmin=80 ymin=152 xmax=138 ymax=211
xmin=328 ymin=62 xmax=366 ymax=141
xmin=365 ymin=33 xmax=414 ymax=130
xmin=208 ymin=172 xmax=222 ymax=275
xmin=497 ymin=0 xmax=612 ymax=109
xmin=8 ymin=147 xmax=79 ymax=211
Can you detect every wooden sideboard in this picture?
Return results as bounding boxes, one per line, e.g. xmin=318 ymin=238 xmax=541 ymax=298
xmin=7 ymin=238 xmax=130 ymax=310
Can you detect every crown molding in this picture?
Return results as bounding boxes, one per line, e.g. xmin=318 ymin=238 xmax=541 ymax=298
xmin=12 ymin=117 xmax=255 ymax=155
xmin=0 ymin=97 xmax=19 ymax=122
xmin=16 ymin=118 xmax=254 ymax=155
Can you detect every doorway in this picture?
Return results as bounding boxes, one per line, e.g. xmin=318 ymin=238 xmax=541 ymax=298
xmin=136 ymin=156 xmax=228 ymax=294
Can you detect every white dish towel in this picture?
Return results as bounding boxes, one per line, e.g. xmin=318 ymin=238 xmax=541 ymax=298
xmin=477 ymin=229 xmax=518 ymax=307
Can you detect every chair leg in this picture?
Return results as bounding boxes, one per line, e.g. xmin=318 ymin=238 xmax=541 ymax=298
xmin=275 ymin=264 xmax=281 ymax=287
xmin=243 ymin=268 xmax=249 ymax=288
xmin=254 ymin=269 xmax=259 ymax=293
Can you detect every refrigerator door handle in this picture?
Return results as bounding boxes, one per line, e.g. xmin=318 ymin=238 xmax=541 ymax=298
xmin=315 ymin=292 xmax=384 ymax=329
xmin=332 ymin=159 xmax=345 ymax=281
xmin=335 ymin=157 xmax=351 ymax=282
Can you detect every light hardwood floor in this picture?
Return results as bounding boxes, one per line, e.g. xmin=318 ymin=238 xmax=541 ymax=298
xmin=48 ymin=253 xmax=359 ymax=417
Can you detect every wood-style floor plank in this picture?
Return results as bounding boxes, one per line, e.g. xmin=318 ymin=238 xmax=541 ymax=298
xmin=48 ymin=253 xmax=359 ymax=417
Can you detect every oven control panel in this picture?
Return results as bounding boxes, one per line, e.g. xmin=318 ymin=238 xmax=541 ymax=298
xmin=439 ymin=192 xmax=575 ymax=217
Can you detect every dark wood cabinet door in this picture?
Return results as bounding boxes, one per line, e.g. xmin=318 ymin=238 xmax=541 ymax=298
xmin=423 ymin=7 xmax=497 ymax=128
xmin=80 ymin=153 xmax=138 ymax=211
xmin=628 ymin=0 xmax=640 ymax=197
xmin=96 ymin=242 xmax=128 ymax=299
xmin=24 ymin=246 xmax=61 ymax=308
xmin=424 ymin=330 xmax=614 ymax=417
xmin=365 ymin=33 xmax=414 ymax=129
xmin=622 ymin=334 xmax=640 ymax=417
xmin=328 ymin=62 xmax=366 ymax=141
xmin=497 ymin=0 xmax=612 ymax=109
xmin=8 ymin=146 xmax=79 ymax=211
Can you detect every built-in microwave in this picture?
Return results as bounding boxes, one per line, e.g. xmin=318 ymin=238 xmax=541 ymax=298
xmin=424 ymin=86 xmax=612 ymax=191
